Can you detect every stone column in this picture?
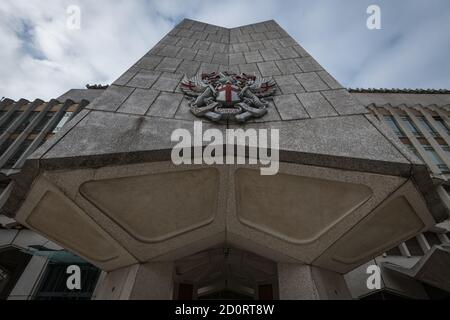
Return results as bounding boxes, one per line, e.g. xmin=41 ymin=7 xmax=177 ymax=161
xmin=95 ymin=262 xmax=174 ymax=300
xmin=278 ymin=264 xmax=351 ymax=300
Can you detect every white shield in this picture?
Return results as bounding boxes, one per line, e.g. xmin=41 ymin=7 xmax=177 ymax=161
xmin=216 ymin=84 xmax=241 ymax=105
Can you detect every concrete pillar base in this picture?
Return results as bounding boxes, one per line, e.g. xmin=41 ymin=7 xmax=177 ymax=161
xmin=94 ymin=262 xmax=174 ymax=300
xmin=278 ymin=264 xmax=351 ymax=300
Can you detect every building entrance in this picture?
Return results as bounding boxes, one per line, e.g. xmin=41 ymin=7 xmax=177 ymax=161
xmin=174 ymin=248 xmax=278 ymax=300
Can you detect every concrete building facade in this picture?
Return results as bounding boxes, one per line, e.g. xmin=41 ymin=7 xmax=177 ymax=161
xmin=0 ymin=19 xmax=449 ymax=300
xmin=346 ymin=90 xmax=450 ymax=299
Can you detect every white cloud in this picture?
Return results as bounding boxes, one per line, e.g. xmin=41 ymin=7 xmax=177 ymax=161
xmin=0 ymin=0 xmax=449 ymax=100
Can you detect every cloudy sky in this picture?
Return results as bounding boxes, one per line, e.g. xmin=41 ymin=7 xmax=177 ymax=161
xmin=1 ymin=0 xmax=449 ymax=100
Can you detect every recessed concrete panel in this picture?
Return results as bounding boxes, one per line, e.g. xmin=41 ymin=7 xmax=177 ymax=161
xmin=315 ymin=181 xmax=435 ymax=273
xmin=53 ymin=162 xmax=229 ymax=264
xmin=226 ymin=163 xmax=408 ymax=265
xmin=26 ymin=191 xmax=119 ymax=262
xmin=331 ymin=196 xmax=424 ymax=265
xmin=235 ymin=169 xmax=373 ymax=244
xmin=79 ymin=168 xmax=219 ymax=244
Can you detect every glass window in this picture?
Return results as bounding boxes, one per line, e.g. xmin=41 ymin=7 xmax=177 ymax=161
xmin=401 ymin=116 xmax=422 ymax=136
xmin=16 ymin=111 xmax=39 ymax=133
xmin=34 ymin=262 xmax=100 ymax=300
xmin=0 ymin=111 xmax=22 ymax=134
xmin=386 ymin=246 xmax=402 ymax=256
xmin=384 ymin=116 xmax=404 ymax=137
xmin=4 ymin=139 xmax=33 ymax=169
xmin=424 ymin=232 xmax=441 ymax=247
xmin=0 ymin=138 xmax=15 ymax=156
xmin=417 ymin=117 xmax=438 ymax=136
xmin=33 ymin=112 xmax=55 ymax=133
xmin=0 ymin=266 xmax=8 ymax=282
xmin=0 ymin=180 xmax=10 ymax=194
xmin=0 ymin=248 xmax=31 ymax=300
xmin=406 ymin=144 xmax=421 ymax=159
xmin=0 ymin=266 xmax=10 ymax=298
xmin=53 ymin=112 xmax=73 ymax=134
xmin=444 ymin=185 xmax=450 ymax=196
xmin=443 ymin=146 xmax=450 ymax=159
xmin=424 ymin=146 xmax=450 ymax=173
xmin=433 ymin=116 xmax=450 ymax=135
xmin=405 ymin=237 xmax=424 ymax=256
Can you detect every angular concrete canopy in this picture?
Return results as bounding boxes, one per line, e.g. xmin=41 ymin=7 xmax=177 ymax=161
xmin=6 ymin=19 xmax=447 ymax=273
xmin=383 ymin=244 xmax=450 ymax=292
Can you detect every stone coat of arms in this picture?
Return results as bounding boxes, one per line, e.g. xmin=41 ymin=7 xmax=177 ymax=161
xmin=180 ymin=72 xmax=276 ymax=123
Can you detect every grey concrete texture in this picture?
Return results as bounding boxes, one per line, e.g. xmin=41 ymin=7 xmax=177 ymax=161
xmin=4 ymin=19 xmax=448 ymax=225
xmin=94 ymin=262 xmax=174 ymax=300
xmin=278 ymin=264 xmax=351 ymax=300
xmin=86 ymin=18 xmax=368 ymax=120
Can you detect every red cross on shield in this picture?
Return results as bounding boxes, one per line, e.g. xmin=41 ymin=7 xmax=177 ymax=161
xmin=216 ymin=84 xmax=241 ymax=106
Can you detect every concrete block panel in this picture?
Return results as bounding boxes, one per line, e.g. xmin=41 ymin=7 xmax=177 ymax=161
xmin=235 ymin=169 xmax=373 ymax=244
xmin=15 ymin=178 xmax=137 ymax=271
xmin=80 ymin=169 xmax=219 ymax=244
xmin=315 ymin=181 xmax=436 ymax=273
